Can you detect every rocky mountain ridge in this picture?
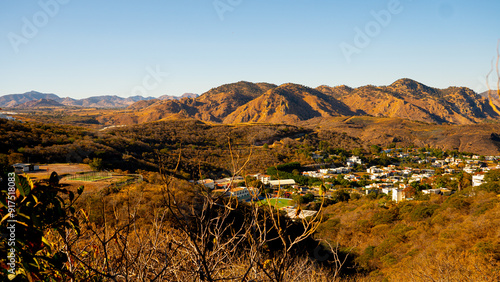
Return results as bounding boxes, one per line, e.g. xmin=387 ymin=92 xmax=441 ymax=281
xmin=106 ymin=79 xmax=498 ymax=125
xmin=0 ymin=91 xmax=198 ymax=108
xmin=4 ymin=79 xmax=498 ymax=125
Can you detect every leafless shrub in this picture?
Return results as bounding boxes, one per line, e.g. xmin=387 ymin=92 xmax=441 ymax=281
xmin=48 ymin=140 xmax=346 ymax=281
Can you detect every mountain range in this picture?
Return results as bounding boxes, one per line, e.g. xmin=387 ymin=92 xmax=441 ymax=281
xmin=0 ymin=91 xmax=199 ymax=108
xmin=100 ymin=79 xmax=499 ymax=125
xmin=3 ymin=79 xmax=499 ymax=126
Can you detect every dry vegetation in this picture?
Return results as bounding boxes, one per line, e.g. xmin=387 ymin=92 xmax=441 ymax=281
xmin=3 ymin=70 xmax=500 ymax=279
xmin=317 ymin=190 xmax=500 ymax=281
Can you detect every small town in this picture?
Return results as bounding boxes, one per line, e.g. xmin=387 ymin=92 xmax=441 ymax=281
xmin=197 ymin=148 xmax=498 ymax=218
xmin=2 ymin=1 xmax=500 ymax=280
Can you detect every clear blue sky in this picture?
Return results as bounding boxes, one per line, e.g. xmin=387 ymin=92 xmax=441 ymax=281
xmin=1 ymin=0 xmax=499 ymax=98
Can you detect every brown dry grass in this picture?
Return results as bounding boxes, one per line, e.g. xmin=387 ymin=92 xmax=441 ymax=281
xmin=25 ymin=163 xmax=90 ymax=180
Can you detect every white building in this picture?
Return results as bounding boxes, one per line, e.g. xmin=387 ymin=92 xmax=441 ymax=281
xmin=197 ymin=179 xmax=215 ymax=189
xmin=381 ymin=187 xmax=393 ymax=194
xmin=392 ymin=188 xmax=405 ymax=202
xmin=213 ymin=187 xmax=251 ymax=201
xmin=367 ymin=166 xmax=383 ymax=174
xmin=463 ymin=167 xmax=476 ymax=174
xmin=282 ymin=208 xmax=318 ymax=219
xmin=229 ymin=187 xmax=251 ymax=200
xmin=253 ymin=173 xmax=271 ymax=185
xmin=422 ymin=188 xmax=442 ymax=195
xmin=472 ymin=174 xmax=485 ymax=187
xmin=347 ymin=156 xmax=362 ymax=166
xmin=269 ymin=179 xmax=296 ymax=187
xmin=12 ymin=163 xmax=39 ymax=173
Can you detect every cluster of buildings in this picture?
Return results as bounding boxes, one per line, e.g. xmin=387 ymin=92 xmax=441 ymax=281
xmin=0 ymin=112 xmax=19 ymax=121
xmin=12 ymin=163 xmax=39 ymax=173
xmin=298 ymin=151 xmax=497 ymax=203
xmin=358 ymin=153 xmax=497 ymax=202
xmin=196 ymin=150 xmax=499 ymax=204
xmin=197 ymin=174 xmax=298 ymax=201
xmin=302 ymin=167 xmax=351 ymax=178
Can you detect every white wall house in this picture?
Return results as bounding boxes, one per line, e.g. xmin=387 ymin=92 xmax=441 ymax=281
xmin=197 ymin=179 xmax=215 ymax=189
xmin=12 ymin=163 xmax=39 ymax=173
xmin=229 ymin=187 xmax=251 ymax=200
xmin=392 ymin=188 xmax=405 ymax=202
xmin=367 ymin=166 xmax=383 ymax=174
xmin=472 ymin=174 xmax=485 ymax=187
xmin=213 ymin=187 xmax=251 ymax=201
xmin=269 ymin=179 xmax=296 ymax=188
xmin=347 ymin=156 xmax=362 ymax=166
xmin=253 ymin=173 xmax=271 ymax=185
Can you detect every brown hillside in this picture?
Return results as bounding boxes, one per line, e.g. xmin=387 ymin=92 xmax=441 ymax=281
xmin=223 ymin=83 xmax=355 ymax=123
xmin=301 ymin=116 xmax=500 ymax=155
xmin=194 ymin=81 xmax=277 ymax=122
xmin=16 ymin=98 xmax=65 ymax=108
xmin=316 ymin=79 xmax=498 ymax=124
xmin=100 ymin=79 xmax=500 ymax=126
xmin=127 ymin=99 xmax=160 ymax=110
xmin=105 ymin=81 xmax=277 ymax=124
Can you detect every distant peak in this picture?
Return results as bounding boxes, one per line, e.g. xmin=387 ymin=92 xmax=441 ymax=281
xmin=278 ymin=83 xmax=310 ymax=90
xmin=389 ymin=78 xmax=437 ymax=94
xmin=335 ymin=85 xmax=353 ymax=91
xmin=391 ymin=78 xmax=423 ymax=88
xmin=180 ymin=93 xmax=199 ymax=98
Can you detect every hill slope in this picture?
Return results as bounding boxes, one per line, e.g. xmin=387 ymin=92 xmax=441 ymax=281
xmin=117 ymin=79 xmax=498 ymax=125
xmin=113 ymin=81 xmax=277 ymax=123
xmin=15 ymin=98 xmax=65 ymax=108
xmin=0 ymin=91 xmax=61 ymax=107
xmin=316 ymin=79 xmax=497 ymax=124
xmin=0 ymin=92 xmax=159 ymax=108
xmin=6 ymin=79 xmax=499 ymax=125
xmin=301 ymin=116 xmax=500 ymax=155
xmin=224 ymin=83 xmax=355 ymax=123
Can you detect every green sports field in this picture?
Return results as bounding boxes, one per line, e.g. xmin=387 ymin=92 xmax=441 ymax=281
xmin=257 ymin=198 xmax=293 ymax=209
xmin=69 ymin=175 xmax=112 ymax=182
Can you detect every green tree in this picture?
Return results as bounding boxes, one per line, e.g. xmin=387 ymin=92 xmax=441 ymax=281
xmin=370 ymin=145 xmax=382 ymax=154
xmin=0 ymin=174 xmax=83 ymax=281
xmin=480 ymin=169 xmax=500 ymax=193
xmin=485 ymin=169 xmax=500 ymax=182
xmin=89 ymin=157 xmax=103 ymax=171
xmin=293 ymin=194 xmax=305 ymax=206
xmin=332 ymin=189 xmax=350 ymax=202
xmin=352 ymin=148 xmax=363 ymax=157
xmin=303 ymin=193 xmax=315 ymax=203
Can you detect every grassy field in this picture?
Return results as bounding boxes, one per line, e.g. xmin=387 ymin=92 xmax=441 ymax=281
xmin=257 ymin=198 xmax=293 ymax=209
xmin=25 ymin=163 xmax=90 ymax=181
xmin=70 ymin=175 xmax=112 ymax=182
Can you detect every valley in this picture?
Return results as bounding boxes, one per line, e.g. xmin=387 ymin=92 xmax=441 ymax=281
xmin=2 ymin=79 xmax=500 ymax=281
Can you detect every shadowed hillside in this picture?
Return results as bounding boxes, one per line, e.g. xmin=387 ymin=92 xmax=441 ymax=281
xmin=301 ymin=116 xmax=500 ymax=155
